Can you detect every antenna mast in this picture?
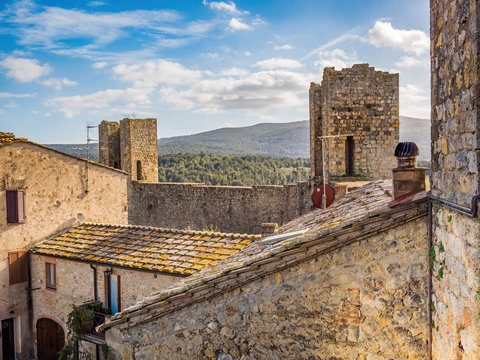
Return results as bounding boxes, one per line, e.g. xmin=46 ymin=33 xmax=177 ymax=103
xmin=85 ymin=124 xmax=98 ymax=193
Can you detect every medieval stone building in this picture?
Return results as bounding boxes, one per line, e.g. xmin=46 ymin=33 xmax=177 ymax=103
xmin=309 ymin=64 xmax=399 ymax=184
xmin=99 ymin=118 xmax=158 ymax=182
xmin=0 ymin=134 xmax=130 ymax=359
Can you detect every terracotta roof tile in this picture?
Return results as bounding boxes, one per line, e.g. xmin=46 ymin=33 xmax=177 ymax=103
xmin=31 ymin=223 xmax=260 ymax=276
xmin=98 ymin=180 xmax=429 ymax=331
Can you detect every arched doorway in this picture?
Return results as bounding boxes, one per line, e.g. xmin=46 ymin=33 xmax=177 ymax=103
xmin=36 ymin=318 xmax=65 ymax=360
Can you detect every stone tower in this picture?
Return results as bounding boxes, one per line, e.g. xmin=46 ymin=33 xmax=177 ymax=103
xmin=98 ymin=118 xmax=158 ymax=182
xmin=430 ymin=0 xmax=480 ymax=358
xmin=309 ymin=64 xmax=399 ymax=185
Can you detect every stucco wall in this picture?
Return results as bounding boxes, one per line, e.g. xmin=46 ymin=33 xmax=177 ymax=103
xmin=0 ymin=141 xmax=129 ymax=359
xmin=128 ymin=181 xmax=312 ymax=234
xmin=108 ymin=217 xmax=428 ymax=360
xmin=30 ymin=255 xmax=181 ymax=359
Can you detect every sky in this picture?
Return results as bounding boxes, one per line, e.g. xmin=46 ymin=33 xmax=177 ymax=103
xmin=0 ymin=0 xmax=430 ymax=144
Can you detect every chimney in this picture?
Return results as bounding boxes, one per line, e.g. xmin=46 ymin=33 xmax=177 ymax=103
xmin=392 ymin=142 xmax=427 ymax=199
xmin=261 ymin=223 xmax=278 ymax=235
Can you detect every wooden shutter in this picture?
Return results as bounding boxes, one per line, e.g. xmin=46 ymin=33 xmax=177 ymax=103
xmin=6 ymin=190 xmax=26 ymax=223
xmin=9 ymin=250 xmax=28 ymax=284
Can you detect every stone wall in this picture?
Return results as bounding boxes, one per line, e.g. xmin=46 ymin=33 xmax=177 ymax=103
xmin=30 ymin=255 xmax=181 ymax=359
xmin=99 ymin=121 xmax=121 ymax=169
xmin=120 ymin=118 xmax=158 ymax=182
xmin=431 ymin=0 xmax=480 ymax=359
xmin=108 ymin=217 xmax=428 ymax=360
xmin=0 ymin=141 xmax=129 ymax=359
xmin=310 ymin=64 xmax=399 ymax=183
xmin=431 ymin=0 xmax=479 ymax=206
xmin=128 ymin=181 xmax=312 ymax=234
xmin=98 ymin=118 xmax=159 ymax=182
xmin=431 ymin=208 xmax=480 ymax=359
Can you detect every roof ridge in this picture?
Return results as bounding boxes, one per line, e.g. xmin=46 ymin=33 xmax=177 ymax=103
xmin=81 ymin=222 xmax=261 ymax=238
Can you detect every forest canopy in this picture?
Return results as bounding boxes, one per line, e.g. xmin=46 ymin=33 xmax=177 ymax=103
xmin=158 ymin=153 xmax=310 ymax=186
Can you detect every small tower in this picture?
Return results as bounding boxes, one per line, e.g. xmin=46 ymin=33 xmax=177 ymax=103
xmin=98 ymin=121 xmax=121 ymax=169
xmin=98 ymin=118 xmax=158 ymax=182
xmin=309 ymin=64 xmax=399 ymax=185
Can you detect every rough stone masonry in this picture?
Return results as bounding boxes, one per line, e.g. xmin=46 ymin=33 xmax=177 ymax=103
xmin=430 ymin=0 xmax=480 ymax=358
xmin=310 ymin=64 xmax=399 ymax=184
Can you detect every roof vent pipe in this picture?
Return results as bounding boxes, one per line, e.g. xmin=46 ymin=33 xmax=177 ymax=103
xmin=392 ymin=142 xmax=427 ymax=200
xmin=394 ymin=142 xmax=419 ymax=169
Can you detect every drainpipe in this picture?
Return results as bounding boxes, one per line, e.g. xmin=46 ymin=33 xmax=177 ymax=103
xmin=90 ymin=264 xmax=98 ymax=302
xmin=26 ymin=252 xmax=34 ymax=359
xmin=427 ymin=201 xmax=433 ymax=360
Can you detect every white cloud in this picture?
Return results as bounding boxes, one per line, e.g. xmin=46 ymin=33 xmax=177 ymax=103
xmin=313 ymin=49 xmax=358 ymax=71
xmin=31 ymin=110 xmax=38 ymax=114
xmin=0 ymin=109 xmax=4 ymax=115
xmin=159 ymin=69 xmax=308 ymax=112
xmin=47 ymin=87 xmax=153 ymax=118
xmin=400 ymin=84 xmax=430 ymax=118
xmin=87 ymin=1 xmax=106 ymax=6
xmin=92 ymin=62 xmax=108 ymax=69
xmin=253 ymin=58 xmax=302 ymax=70
xmin=228 ymin=18 xmax=251 ymax=31
xmin=369 ymin=21 xmax=429 ymax=55
xmin=2 ymin=0 xmax=208 ymax=55
xmin=113 ymin=60 xmax=202 ymax=87
xmin=203 ymin=0 xmax=248 ymax=15
xmin=41 ymin=77 xmax=78 ymax=90
xmin=0 ymin=56 xmax=51 ymax=82
xmin=394 ymin=56 xmax=428 ymax=68
xmin=0 ymin=92 xmax=36 ymax=98
xmin=5 ymin=102 xmax=18 ymax=108
xmin=244 ymin=51 xmax=251 ymax=56
xmin=219 ymin=68 xmax=248 ymax=77
xmin=274 ymin=44 xmax=293 ymax=50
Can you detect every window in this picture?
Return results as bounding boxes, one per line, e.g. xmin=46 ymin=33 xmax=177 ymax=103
xmin=136 ymin=160 xmax=143 ymax=180
xmin=345 ymin=136 xmax=355 ymax=176
xmin=45 ymin=262 xmax=56 ymax=289
xmin=8 ymin=250 xmax=28 ymax=284
xmin=106 ymin=273 xmax=121 ymax=314
xmin=6 ymin=190 xmax=26 ymax=223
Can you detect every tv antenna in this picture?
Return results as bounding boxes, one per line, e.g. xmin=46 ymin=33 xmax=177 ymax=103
xmin=85 ymin=124 xmax=98 ymax=193
xmin=317 ymin=134 xmax=353 ymax=209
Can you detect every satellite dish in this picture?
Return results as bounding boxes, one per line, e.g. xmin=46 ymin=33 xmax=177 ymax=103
xmin=312 ymin=184 xmax=335 ymax=208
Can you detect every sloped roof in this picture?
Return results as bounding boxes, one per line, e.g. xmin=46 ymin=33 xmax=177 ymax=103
xmin=98 ymin=180 xmax=428 ymax=331
xmin=0 ymin=138 xmax=128 ymax=175
xmin=30 ymin=223 xmax=259 ymax=276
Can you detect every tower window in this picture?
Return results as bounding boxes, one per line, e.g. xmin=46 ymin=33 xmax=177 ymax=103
xmin=345 ymin=136 xmax=355 ymax=176
xmin=136 ymin=160 xmax=143 ymax=180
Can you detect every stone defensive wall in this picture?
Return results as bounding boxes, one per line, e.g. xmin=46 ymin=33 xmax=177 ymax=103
xmin=128 ymin=181 xmax=313 ymax=234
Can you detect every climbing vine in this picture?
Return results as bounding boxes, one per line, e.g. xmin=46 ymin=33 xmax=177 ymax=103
xmin=58 ymin=303 xmax=109 ymax=360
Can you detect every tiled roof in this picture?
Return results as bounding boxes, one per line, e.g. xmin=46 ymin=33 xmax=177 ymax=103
xmin=0 ymin=132 xmax=16 ymax=143
xmin=31 ymin=223 xmax=260 ymax=276
xmin=98 ymin=180 xmax=428 ymax=331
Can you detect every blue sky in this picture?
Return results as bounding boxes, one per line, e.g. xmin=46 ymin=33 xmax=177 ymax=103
xmin=0 ymin=0 xmax=430 ymax=143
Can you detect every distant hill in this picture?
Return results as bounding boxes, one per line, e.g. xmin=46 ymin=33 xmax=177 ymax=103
xmin=158 ymin=121 xmax=309 ymax=158
xmin=46 ymin=116 xmax=430 ymax=160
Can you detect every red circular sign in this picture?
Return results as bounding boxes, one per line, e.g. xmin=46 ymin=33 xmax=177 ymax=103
xmin=312 ymin=184 xmax=335 ymax=208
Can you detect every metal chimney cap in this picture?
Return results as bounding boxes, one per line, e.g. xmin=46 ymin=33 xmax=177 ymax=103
xmin=394 ymin=142 xmax=419 ymax=158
